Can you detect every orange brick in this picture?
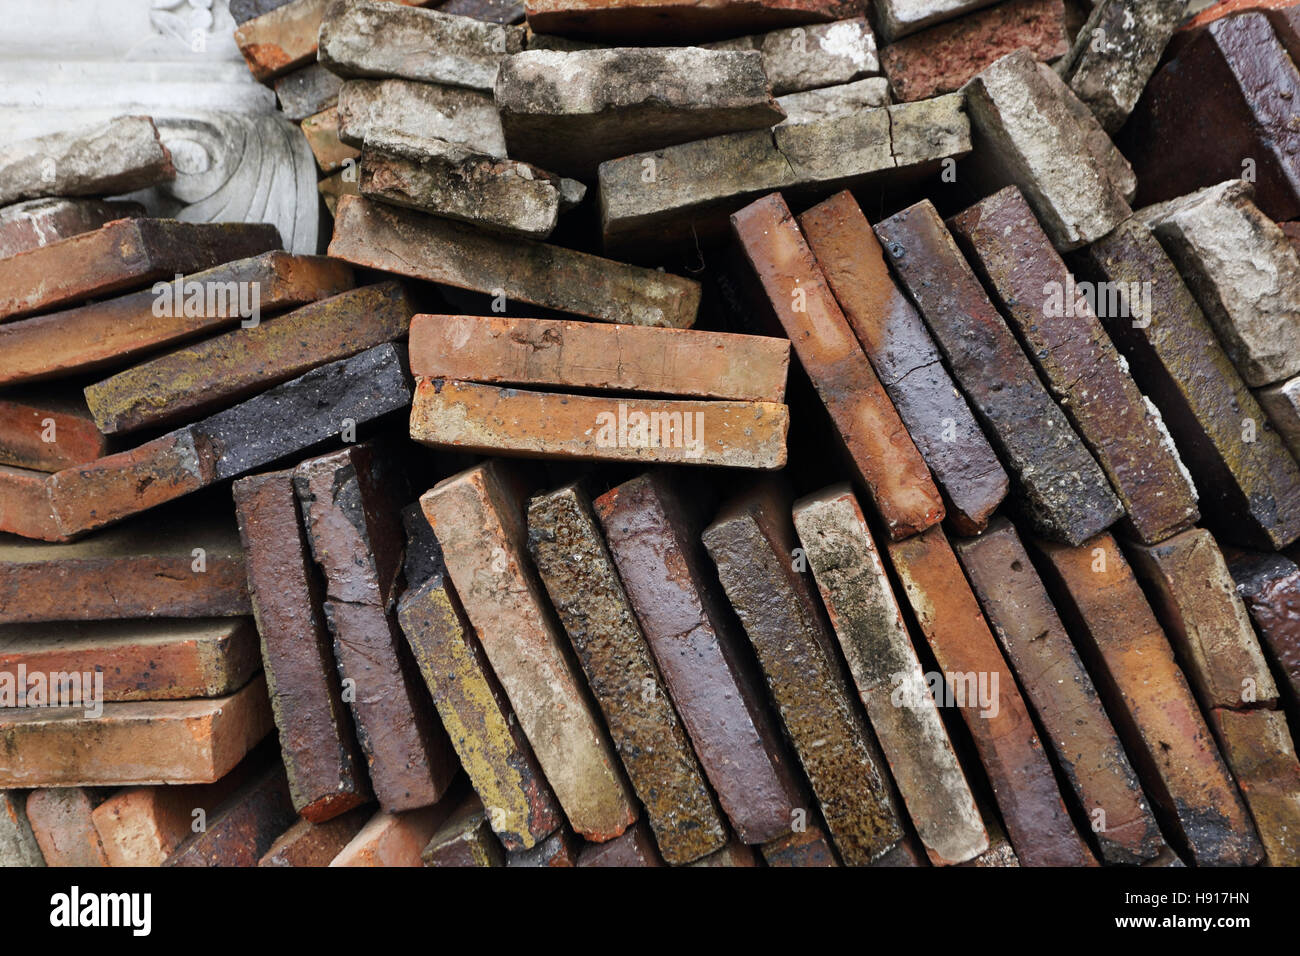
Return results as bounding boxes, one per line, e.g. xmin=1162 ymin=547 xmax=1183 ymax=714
xmin=0 ymin=392 xmax=108 ymax=472
xmin=0 ymin=464 xmax=68 ymax=542
xmin=330 ymin=803 xmax=456 ymax=867
xmin=258 ymin=807 xmax=372 ymax=867
xmin=1207 ymin=707 xmax=1300 ymax=866
xmin=301 ymin=107 xmax=361 ymax=174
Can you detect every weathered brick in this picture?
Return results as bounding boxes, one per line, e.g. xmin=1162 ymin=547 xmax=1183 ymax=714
xmin=258 ymin=806 xmax=372 ymax=866
xmin=886 ymin=526 xmax=1097 ymax=866
xmin=874 ymin=201 xmax=1122 ymax=545
xmin=232 ymin=0 xmax=296 ymax=22
xmin=0 ymin=465 xmax=68 ymax=542
xmin=1227 ymin=549 xmax=1300 ymax=705
xmin=23 ymin=789 xmax=106 ymax=867
xmin=1181 ymin=0 xmax=1300 ymax=31
xmin=528 ymin=484 xmax=728 ymax=865
xmin=318 ymin=170 xmax=360 ymax=217
xmin=233 ymin=470 xmax=371 ymax=823
xmin=705 ymin=18 xmax=879 ymax=95
xmin=690 ymin=840 xmax=760 ymax=867
xmin=522 ymin=0 xmax=861 ymax=39
xmin=950 ymin=187 xmax=1198 ymax=544
xmin=760 ymin=825 xmax=839 ymax=866
xmin=274 ymin=63 xmax=344 ymax=121
xmin=0 ymin=392 xmax=108 ymax=473
xmin=0 ymin=792 xmax=45 ymax=866
xmin=301 ymin=108 xmax=361 ymax=174
xmin=330 ymin=195 xmax=699 ymax=328
xmin=445 ymin=0 xmax=525 ymax=22
xmin=775 ymin=77 xmax=890 ymax=123
xmin=0 ymin=252 xmax=354 ymax=387
xmin=704 ymin=480 xmax=906 ymax=865
xmin=959 ymin=819 xmax=1020 ymax=866
xmin=793 ymin=484 xmax=987 ymax=865
xmin=421 ymin=794 xmax=506 ymax=866
xmin=576 ymin=820 xmax=665 ymax=867
xmin=594 ymin=471 xmax=804 ymax=843
xmin=0 ymin=197 xmax=142 ymax=260
xmin=1034 ymin=532 xmax=1265 ymax=866
xmin=1258 ymin=375 xmax=1300 ymax=461
xmin=336 ymin=79 xmax=506 ymax=156
xmin=422 ymin=461 xmax=637 ymax=840
xmin=954 ymin=519 xmax=1165 ymax=864
xmin=330 ymin=801 xmax=457 ymax=867
xmin=164 ymin=764 xmax=297 ymax=867
xmin=410 ymin=313 xmax=789 ymax=402
xmin=506 ymin=826 xmax=580 ymax=866
xmin=874 ymin=0 xmax=999 ymax=40
xmin=732 ymin=193 xmax=944 ymax=538
xmin=798 ymin=191 xmax=1007 ymax=534
xmin=0 ymin=219 xmax=281 ymax=323
xmin=1206 ymin=707 xmax=1300 ymax=866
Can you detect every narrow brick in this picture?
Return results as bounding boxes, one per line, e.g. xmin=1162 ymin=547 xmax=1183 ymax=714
xmin=954 ymin=518 xmax=1165 ymax=864
xmin=410 ymin=313 xmax=789 ymax=402
xmin=522 ymin=0 xmax=861 ymax=40
xmin=0 ymin=197 xmax=142 ymax=260
xmin=274 ymin=63 xmax=344 ymax=121
xmin=164 ymin=764 xmax=297 ymax=867
xmin=24 ymin=789 xmax=107 ymax=867
xmin=950 ymin=186 xmax=1198 ymax=544
xmin=761 ymin=826 xmax=839 ymax=866
xmin=732 ymin=193 xmax=944 ymax=538
xmin=422 ymin=461 xmax=637 ymax=841
xmin=1258 ymin=375 xmax=1300 ymax=460
xmin=409 ymin=379 xmax=788 ymax=470
xmin=301 ymin=108 xmax=361 ymax=174
xmin=331 ymin=803 xmax=457 ymax=867
xmin=1227 ymin=549 xmax=1300 ymax=705
xmin=577 ymin=821 xmax=665 ymax=867
xmin=1034 ymin=532 xmax=1265 ymax=866
xmin=421 ymin=795 xmax=506 ymax=866
xmin=705 ymin=18 xmax=879 ymax=95
xmin=798 ymin=191 xmax=1007 ymax=534
xmin=1207 ymin=707 xmax=1300 ymax=866
xmin=874 ymin=201 xmax=1122 ymax=544
xmin=85 ymin=281 xmax=412 ymax=435
xmin=704 ymin=480 xmax=906 ymax=865
xmin=0 ymin=252 xmax=354 ymax=387
xmin=886 ymin=526 xmax=1097 ymax=866
xmin=0 ymin=792 xmax=45 ymax=866
xmin=528 ymin=484 xmax=728 ymax=865
xmin=874 ymin=0 xmax=999 ymax=40
xmin=337 ymin=79 xmax=506 ymax=156
xmin=0 ymin=465 xmax=69 ymax=542
xmin=0 ymin=392 xmax=108 ymax=473
xmin=0 ymin=674 xmax=273 ymax=788
xmin=506 ymin=827 xmax=580 ymax=867
xmin=1078 ymin=219 xmax=1300 ymax=550
xmin=793 ymin=484 xmax=987 ymax=865
xmin=258 ymin=806 xmax=372 ymax=866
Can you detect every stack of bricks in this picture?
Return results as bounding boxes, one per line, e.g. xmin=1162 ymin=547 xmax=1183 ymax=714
xmin=3 ymin=0 xmax=1300 ymax=869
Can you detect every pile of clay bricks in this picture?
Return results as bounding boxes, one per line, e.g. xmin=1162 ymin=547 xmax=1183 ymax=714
xmin=2 ymin=0 xmax=1300 ymax=868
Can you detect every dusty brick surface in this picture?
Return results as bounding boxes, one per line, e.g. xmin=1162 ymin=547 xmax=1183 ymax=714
xmin=258 ymin=806 xmax=371 ymax=866
xmin=1227 ymin=549 xmax=1300 ymax=705
xmin=25 ymin=788 xmax=108 ymax=867
xmin=164 ymin=764 xmax=297 ymax=867
xmin=421 ymin=795 xmax=506 ymax=867
xmin=0 ymin=197 xmax=142 ymax=260
xmin=1207 ymin=707 xmax=1300 ymax=866
xmin=705 ymin=18 xmax=879 ymax=95
xmin=0 ymin=392 xmax=109 ymax=473
xmin=336 ymin=78 xmax=506 ymax=156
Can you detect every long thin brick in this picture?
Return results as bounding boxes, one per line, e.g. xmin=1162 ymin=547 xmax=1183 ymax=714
xmin=797 ymin=191 xmax=1007 ymax=534
xmin=528 ymin=484 xmax=728 ymax=865
xmin=233 ymin=470 xmax=371 ymax=823
xmin=886 ymin=526 xmax=1097 ymax=866
xmin=0 ymin=465 xmax=66 ymax=542
xmin=0 ymin=391 xmax=108 ymax=473
xmin=258 ymin=806 xmax=372 ymax=866
xmin=164 ymin=764 xmax=297 ymax=867
xmin=1227 ymin=549 xmax=1300 ymax=704
xmin=704 ymin=480 xmax=906 ymax=865
xmin=576 ymin=821 xmax=665 ymax=867
xmin=25 ymin=788 xmax=108 ymax=867
xmin=874 ymin=201 xmax=1122 ymax=545
xmin=422 ymin=461 xmax=637 ymax=841
xmin=409 ymin=313 xmax=789 ymax=402
xmin=594 ymin=471 xmax=804 ymax=843
xmin=409 ymin=379 xmax=789 ymax=470
xmin=0 ymin=792 xmax=45 ymax=866
xmin=0 ymin=197 xmax=142 ymax=261
xmin=950 ymin=187 xmax=1198 ymax=544
xmin=331 ymin=802 xmax=458 ymax=867
xmin=421 ymin=795 xmax=506 ymax=867
xmin=1206 ymin=707 xmax=1300 ymax=866
xmin=793 ymin=484 xmax=987 ymax=865
xmin=731 ymin=193 xmax=944 ymax=538
xmin=337 ymin=79 xmax=506 ymax=155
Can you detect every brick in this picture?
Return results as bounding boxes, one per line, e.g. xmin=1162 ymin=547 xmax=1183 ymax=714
xmin=950 ymin=187 xmax=1198 ymax=544
xmin=1227 ymin=549 xmax=1300 ymax=704
xmin=1206 ymin=708 xmax=1300 ymax=866
xmin=331 ymin=802 xmax=456 ymax=867
xmin=0 ymin=792 xmax=45 ymax=866
xmin=445 ymin=0 xmax=525 ymax=21
xmin=396 ymin=574 xmax=563 ymax=850
xmin=528 ymin=484 xmax=728 ymax=865
xmin=577 ymin=820 xmax=665 ymax=867
xmin=24 ymin=789 xmax=107 ymax=867
xmin=886 ymin=526 xmax=1097 ymax=866
xmin=1033 ymin=532 xmax=1265 ymax=866
xmin=1078 ymin=220 xmax=1300 ymax=550
xmin=422 ymin=461 xmax=637 ymax=840
xmin=0 ymin=115 xmax=173 ymax=207
xmin=0 ymin=197 xmax=142 ymax=260
xmin=1181 ymin=0 xmax=1300 ymax=30
xmin=318 ymin=170 xmax=360 ymax=217
xmin=1124 ymin=13 xmax=1300 ymax=221
xmin=798 ymin=192 xmax=1007 ymax=534
xmin=874 ymin=0 xmax=999 ymax=40
xmin=258 ymin=806 xmax=372 ymax=866
xmin=874 ymin=201 xmax=1123 ymax=545
xmin=0 ymin=219 xmax=281 ymax=323
xmin=704 ymin=480 xmax=906 ymax=865
xmin=1281 ymin=220 xmax=1300 ymax=257
xmin=792 ymin=484 xmax=987 ymax=865
xmin=760 ymin=825 xmax=839 ymax=866
xmin=690 ymin=840 xmax=759 ymax=867
xmin=421 ymin=795 xmax=506 ymax=866
xmin=400 ymin=502 xmax=444 ymax=589
xmin=164 ymin=764 xmax=297 ymax=867
xmin=0 ymin=391 xmax=109 ymax=473
xmin=233 ymin=470 xmax=371 ymax=823
xmin=880 ymin=0 xmax=1068 ymax=102
xmin=295 ymin=445 xmax=456 ymax=812
xmin=1269 ymin=3 xmax=1300 ymax=56
xmin=960 ymin=819 xmax=1020 ymax=866
xmin=506 ymin=826 xmax=580 ymax=866
xmin=960 ymin=49 xmax=1133 ymax=251
xmin=1141 ymin=180 xmax=1300 ymax=388
xmin=0 ymin=511 xmax=249 ymax=623
xmin=236 ymin=0 xmax=335 ymax=81
xmin=409 ymin=379 xmax=789 ymax=469
xmin=0 ymin=252 xmax=354 ymax=387
xmin=410 ymin=313 xmax=789 ymax=402
xmin=732 ymin=194 xmax=944 ymax=538
xmin=330 ymin=196 xmax=699 ymax=328
xmin=0 ymin=674 xmax=273 ymax=788
xmin=523 ymin=0 xmax=861 ymax=42
xmin=954 ymin=519 xmax=1165 ymax=864
xmin=274 ymin=63 xmax=344 ymax=121
xmin=775 ymin=77 xmax=890 ymax=123
xmin=0 ymin=465 xmax=67 ymax=542
xmin=302 ymin=108 xmax=361 ymax=174
xmin=321 ymin=0 xmax=525 ymax=91
xmin=336 ymin=79 xmax=506 ymax=156
xmin=85 ymin=282 xmax=412 ymax=435
xmin=706 ymin=18 xmax=878 ymax=95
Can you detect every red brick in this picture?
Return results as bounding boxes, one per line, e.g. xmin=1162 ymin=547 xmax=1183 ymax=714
xmin=164 ymin=763 xmax=297 ymax=867
xmin=0 ymin=464 xmax=75 ymax=542
xmin=258 ymin=806 xmax=372 ymax=866
xmin=0 ymin=197 xmax=141 ymax=260
xmin=1227 ymin=549 xmax=1300 ymax=706
xmin=330 ymin=802 xmax=457 ymax=867
xmin=0 ymin=392 xmax=108 ymax=472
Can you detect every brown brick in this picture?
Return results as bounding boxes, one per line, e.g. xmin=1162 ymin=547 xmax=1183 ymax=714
xmin=704 ymin=480 xmax=905 ymax=865
xmin=528 ymin=483 xmax=728 ymax=865
xmin=886 ymin=526 xmax=1097 ymax=866
xmin=164 ymin=763 xmax=297 ymax=867
xmin=0 ymin=252 xmax=355 ymax=387
xmin=690 ymin=840 xmax=759 ymax=867
xmin=1034 ymin=532 xmax=1264 ymax=866
xmin=409 ymin=313 xmax=789 ymax=402
xmin=25 ymin=788 xmax=109 ymax=867
xmin=793 ymin=484 xmax=987 ymax=865
xmin=760 ymin=825 xmax=839 ymax=866
xmin=522 ymin=0 xmax=861 ymax=40
xmin=330 ymin=195 xmax=700 ymax=328
xmin=0 ymin=465 xmax=66 ymax=542
xmin=731 ymin=193 xmax=944 ymax=538
xmin=0 ymin=219 xmax=281 ymax=323
xmin=235 ymin=0 xmax=333 ymax=81
xmin=0 ymin=674 xmax=273 ymax=788
xmin=0 ymin=197 xmax=141 ymax=260
xmin=874 ymin=201 xmax=1123 ymax=545
xmin=421 ymin=794 xmax=506 ymax=867
xmin=301 ymin=107 xmax=361 ymax=174
xmin=506 ymin=826 xmax=580 ymax=867
xmin=950 ymin=187 xmax=1198 ymax=544
xmin=233 ymin=470 xmax=371 ymax=823
xmin=1206 ymin=707 xmax=1300 ymax=866
xmin=577 ymin=820 xmax=665 ymax=867
xmin=0 ymin=391 xmax=108 ymax=473
xmin=953 ymin=518 xmax=1165 ymax=864
xmin=1227 ymin=549 xmax=1300 ymax=705
xmin=274 ymin=62 xmax=343 ymax=121
xmin=422 ymin=461 xmax=637 ymax=840
xmin=330 ymin=802 xmax=456 ymax=867
xmin=594 ymin=471 xmax=804 ymax=844
xmin=258 ymin=806 xmax=372 ymax=866
xmin=409 ymin=379 xmax=789 ymax=470
xmin=798 ymin=191 xmax=1007 ymax=534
